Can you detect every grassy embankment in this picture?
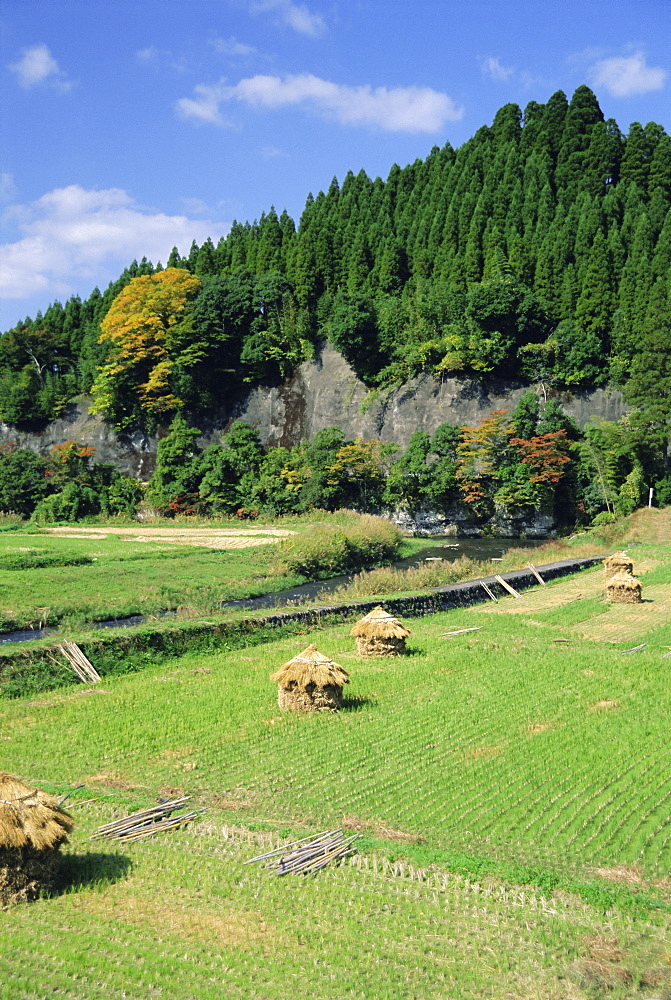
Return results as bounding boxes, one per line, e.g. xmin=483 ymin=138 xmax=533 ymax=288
xmin=319 ymin=515 xmax=640 ymax=602
xmin=1 ymin=508 xmax=671 ymax=998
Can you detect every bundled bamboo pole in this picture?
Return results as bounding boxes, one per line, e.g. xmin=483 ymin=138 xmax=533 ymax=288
xmin=527 ymin=563 xmax=547 ymax=586
xmin=243 ymin=829 xmax=334 ymax=864
xmin=479 ymin=580 xmax=498 ymax=602
xmin=90 ymin=797 xmax=205 ymax=842
xmin=244 ymin=828 xmax=360 ymax=876
xmin=50 ymin=642 xmax=101 ymax=683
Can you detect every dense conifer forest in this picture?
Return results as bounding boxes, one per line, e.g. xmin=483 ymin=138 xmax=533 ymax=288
xmin=1 ymin=85 xmax=671 ymax=529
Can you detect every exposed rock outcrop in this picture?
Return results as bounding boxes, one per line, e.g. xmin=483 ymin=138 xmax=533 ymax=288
xmin=0 ymin=344 xmax=628 ymax=478
xmin=390 ymin=505 xmax=558 ymax=538
xmin=233 ymin=344 xmax=627 ymax=449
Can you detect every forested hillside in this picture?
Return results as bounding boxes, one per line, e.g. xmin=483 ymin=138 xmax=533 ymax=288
xmin=1 ymin=85 xmax=670 ymax=530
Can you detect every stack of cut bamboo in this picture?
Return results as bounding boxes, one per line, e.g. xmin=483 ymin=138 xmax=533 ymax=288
xmin=53 ymin=642 xmax=101 ymax=683
xmin=90 ymin=797 xmax=205 ymax=842
xmin=244 ymin=828 xmax=360 ymax=876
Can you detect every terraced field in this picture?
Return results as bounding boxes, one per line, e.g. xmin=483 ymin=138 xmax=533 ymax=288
xmin=2 ymin=509 xmax=671 ymax=998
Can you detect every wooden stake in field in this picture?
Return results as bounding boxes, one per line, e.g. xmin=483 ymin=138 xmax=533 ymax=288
xmin=494 ymin=575 xmax=522 ymax=598
xmin=271 ymin=644 xmax=350 ymax=712
xmin=527 ymin=563 xmax=547 ymax=586
xmin=350 ymin=606 xmax=411 ymax=657
xmin=0 ymin=772 xmax=74 ymax=907
xmin=49 ymin=642 xmax=101 ymax=684
xmin=479 ymin=580 xmax=498 ymax=602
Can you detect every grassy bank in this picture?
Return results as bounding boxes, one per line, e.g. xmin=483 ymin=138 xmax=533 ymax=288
xmin=2 ymin=535 xmax=671 ymax=997
xmin=318 ymin=511 xmax=646 ymax=602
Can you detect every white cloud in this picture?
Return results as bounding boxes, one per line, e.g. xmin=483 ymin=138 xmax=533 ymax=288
xmin=135 ymin=46 xmax=188 ymax=72
xmin=211 ymin=36 xmax=259 ymax=58
xmin=479 ymin=56 xmax=541 ymax=90
xmin=589 ymin=51 xmax=667 ymax=97
xmin=180 ymin=196 xmax=215 ymax=216
xmin=176 ymin=82 xmax=234 ymax=126
xmin=0 ymin=185 xmax=225 ymax=306
xmin=246 ymin=0 xmax=326 ymax=37
xmin=480 ymin=56 xmax=515 ymax=82
xmin=177 ymin=73 xmax=463 ymax=133
xmin=9 ymin=43 xmax=72 ymax=92
xmin=136 ymin=46 xmax=162 ymax=65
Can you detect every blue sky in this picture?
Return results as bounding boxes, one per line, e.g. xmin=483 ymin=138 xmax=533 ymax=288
xmin=1 ymin=0 xmax=669 ymax=331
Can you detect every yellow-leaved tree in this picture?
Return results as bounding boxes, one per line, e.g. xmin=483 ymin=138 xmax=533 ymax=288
xmin=91 ymin=268 xmax=201 ymax=425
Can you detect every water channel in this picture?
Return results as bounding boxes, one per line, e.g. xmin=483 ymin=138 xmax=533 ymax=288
xmin=0 ymin=536 xmax=547 ymax=646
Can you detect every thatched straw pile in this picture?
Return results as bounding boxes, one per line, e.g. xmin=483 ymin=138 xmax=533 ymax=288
xmin=604 ymin=552 xmax=634 ymax=577
xmin=0 ymin=772 xmax=74 ymax=907
xmin=350 ymin=606 xmax=411 ymax=657
xmin=271 ymin=644 xmax=350 ymax=712
xmin=606 ymin=571 xmax=642 ymax=604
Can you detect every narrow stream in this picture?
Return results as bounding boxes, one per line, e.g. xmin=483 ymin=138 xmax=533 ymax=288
xmin=0 ymin=536 xmax=546 ymax=645
xmin=222 ymin=536 xmax=546 ymax=611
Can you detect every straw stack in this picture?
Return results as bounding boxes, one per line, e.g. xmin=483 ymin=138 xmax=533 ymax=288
xmin=271 ymin=644 xmax=350 ymax=712
xmin=0 ymin=772 xmax=74 ymax=907
xmin=607 ymin=571 xmax=642 ymax=604
xmin=350 ymin=605 xmax=411 ymax=657
xmin=604 ymin=551 xmax=634 ymax=578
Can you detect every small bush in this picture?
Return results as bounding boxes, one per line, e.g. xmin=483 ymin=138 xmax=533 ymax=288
xmin=0 ymin=513 xmax=24 ymax=532
xmin=592 ymin=511 xmax=617 ymax=527
xmin=326 ymin=554 xmax=481 ymax=599
xmin=32 ymin=482 xmax=104 ymax=523
xmin=277 ymin=514 xmax=401 ymax=579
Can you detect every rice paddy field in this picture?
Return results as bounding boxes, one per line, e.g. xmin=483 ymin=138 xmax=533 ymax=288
xmin=2 ymin=508 xmax=671 ymax=998
xmin=0 ymin=512 xmax=416 ymax=632
xmin=0 ymin=524 xmax=290 ymax=632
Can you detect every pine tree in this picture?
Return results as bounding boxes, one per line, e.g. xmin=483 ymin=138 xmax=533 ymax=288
xmin=648 ymin=132 xmax=671 ymax=199
xmin=195 ymin=237 xmax=218 ymax=278
xmin=537 ymin=89 xmax=569 ymax=163
xmin=583 ymin=118 xmax=623 ymax=195
xmin=575 ymin=231 xmax=614 ymax=339
xmin=652 ymin=209 xmax=671 ymax=278
xmin=555 ymin=85 xmax=605 ymax=194
xmin=625 ymin=279 xmax=671 ymax=449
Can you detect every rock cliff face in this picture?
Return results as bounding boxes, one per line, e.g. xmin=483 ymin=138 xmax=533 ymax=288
xmin=0 ymin=343 xmax=628 ymax=477
xmin=235 ymin=344 xmax=627 ymax=449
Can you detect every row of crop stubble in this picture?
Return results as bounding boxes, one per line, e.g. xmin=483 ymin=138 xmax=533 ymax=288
xmin=3 ymin=536 xmax=671 ymax=998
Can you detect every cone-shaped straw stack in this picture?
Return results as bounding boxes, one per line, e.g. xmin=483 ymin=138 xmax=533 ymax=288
xmin=350 ymin=605 xmax=411 ymax=657
xmin=607 ymin=571 xmax=642 ymax=604
xmin=271 ymin=644 xmax=350 ymax=712
xmin=603 ymin=551 xmax=642 ymax=603
xmin=0 ymin=772 xmax=74 ymax=907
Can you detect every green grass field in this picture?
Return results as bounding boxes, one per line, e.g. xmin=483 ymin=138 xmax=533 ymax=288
xmin=0 ymin=533 xmax=284 ymax=630
xmin=0 ymin=513 xmax=425 ymax=632
xmin=2 ymin=509 xmax=671 ymax=998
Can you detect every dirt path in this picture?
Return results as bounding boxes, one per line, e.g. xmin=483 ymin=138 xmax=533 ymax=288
xmin=41 ymin=525 xmax=295 ymax=549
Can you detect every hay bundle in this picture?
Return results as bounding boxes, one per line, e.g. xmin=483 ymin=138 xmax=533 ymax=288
xmin=350 ymin=605 xmax=411 ymax=657
xmin=0 ymin=772 xmax=74 ymax=907
xmin=271 ymin=644 xmax=349 ymax=712
xmin=606 ymin=571 xmax=642 ymax=604
xmin=604 ymin=552 xmax=634 ymax=578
